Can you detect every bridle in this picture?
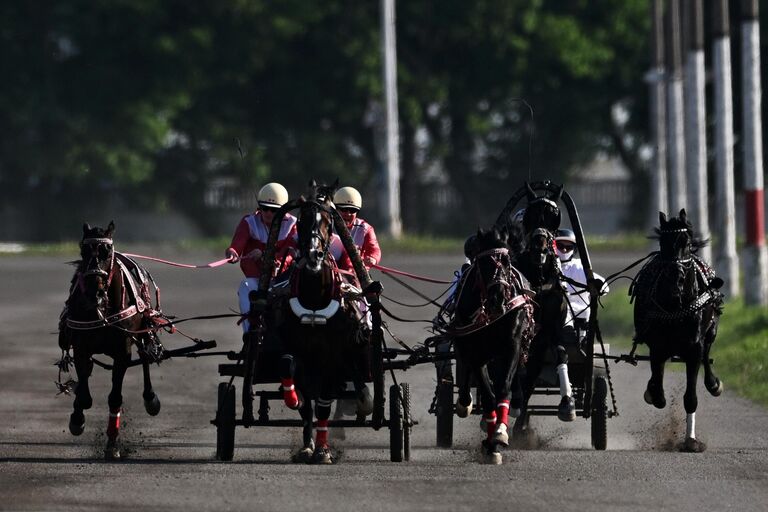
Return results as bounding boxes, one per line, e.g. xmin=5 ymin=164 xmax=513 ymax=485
xmin=299 ymin=201 xmax=334 ymax=273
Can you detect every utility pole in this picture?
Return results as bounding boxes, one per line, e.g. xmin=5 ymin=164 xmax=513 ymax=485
xmin=712 ymin=0 xmax=740 ymax=298
xmin=647 ymin=0 xmax=668 ymax=231
xmin=380 ymin=0 xmax=402 ymax=238
xmin=741 ymin=0 xmax=768 ymax=304
xmin=683 ymin=0 xmax=711 ymax=262
xmin=665 ymin=0 xmax=686 ymax=212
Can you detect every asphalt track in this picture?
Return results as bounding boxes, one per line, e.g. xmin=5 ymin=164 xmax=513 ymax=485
xmin=1 ymin=250 xmax=766 ymax=511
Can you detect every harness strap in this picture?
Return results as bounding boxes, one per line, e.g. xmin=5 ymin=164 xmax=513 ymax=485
xmin=66 ymin=305 xmax=139 ymax=330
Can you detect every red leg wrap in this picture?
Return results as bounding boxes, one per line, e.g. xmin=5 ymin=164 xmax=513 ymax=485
xmin=315 ymin=419 xmax=329 ymax=447
xmin=107 ymin=408 xmax=121 ymax=440
xmin=497 ymin=399 xmax=510 ymax=426
xmin=281 ymin=378 xmax=299 ymax=408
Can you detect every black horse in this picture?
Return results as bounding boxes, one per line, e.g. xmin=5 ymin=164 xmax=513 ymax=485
xmin=275 ymin=182 xmax=366 ymax=464
xmin=631 ymin=209 xmax=724 ymax=452
xmin=507 ymin=184 xmax=575 ymax=433
xmin=450 ymin=226 xmax=534 ymax=464
xmin=58 ymin=222 xmax=162 ymax=460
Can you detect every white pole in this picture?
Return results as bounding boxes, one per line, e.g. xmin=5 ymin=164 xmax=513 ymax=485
xmin=712 ymin=0 xmax=740 ymax=298
xmin=684 ymin=0 xmax=711 ymax=262
xmin=741 ymin=0 xmax=768 ymax=304
xmin=666 ymin=0 xmax=686 ymax=212
xmin=380 ymin=0 xmax=402 ymax=238
xmin=648 ymin=0 xmax=668 ymax=231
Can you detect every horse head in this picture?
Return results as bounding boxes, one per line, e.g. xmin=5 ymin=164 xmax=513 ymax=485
xmin=460 ymin=226 xmax=518 ymax=319
xmin=656 ymin=209 xmax=694 ymax=262
xmin=297 ymin=180 xmax=337 ymax=274
xmin=521 ymin=182 xmax=562 ymax=235
xmin=78 ymin=221 xmax=116 ymax=311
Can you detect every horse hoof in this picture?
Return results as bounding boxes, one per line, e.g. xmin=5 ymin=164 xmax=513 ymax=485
xmin=104 ymin=440 xmax=121 ymax=461
xmin=644 ymin=387 xmax=666 ymax=409
xmin=455 ymin=397 xmax=473 ymax=418
xmin=310 ymin=445 xmax=334 ymax=465
xmin=492 ymin=423 xmax=509 ymax=447
xmin=707 ymin=379 xmax=724 ymax=397
xmin=680 ymin=437 xmax=707 ymax=453
xmin=144 ymin=394 xmax=161 ymax=416
xmin=69 ymin=412 xmax=85 ymax=436
xmin=557 ymin=396 xmax=576 ymax=422
xmin=481 ymin=441 xmax=503 ymax=465
xmin=291 ymin=446 xmax=315 ymax=464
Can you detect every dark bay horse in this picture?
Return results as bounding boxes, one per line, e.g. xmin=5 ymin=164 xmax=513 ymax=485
xmin=631 ymin=209 xmax=724 ymax=452
xmin=507 ymin=184 xmax=575 ymax=433
xmin=450 ymin=227 xmax=534 ymax=464
xmin=276 ymin=183 xmax=364 ymax=464
xmin=58 ymin=222 xmax=162 ymax=459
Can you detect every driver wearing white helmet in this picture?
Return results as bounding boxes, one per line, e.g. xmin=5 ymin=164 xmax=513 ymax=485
xmin=226 ymin=182 xmax=297 ymax=331
xmin=332 ymin=186 xmax=381 ymax=271
xmin=555 ymin=228 xmax=609 ymax=331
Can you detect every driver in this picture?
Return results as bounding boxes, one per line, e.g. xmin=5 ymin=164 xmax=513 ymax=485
xmin=332 ymin=186 xmax=382 ymax=272
xmin=554 ymin=228 xmax=610 ymax=333
xmin=226 ymin=182 xmax=297 ymax=332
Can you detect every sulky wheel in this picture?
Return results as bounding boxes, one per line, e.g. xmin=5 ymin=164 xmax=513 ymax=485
xmin=435 ymin=380 xmax=454 ymax=448
xmin=591 ymin=375 xmax=608 ymax=450
xmin=401 ymin=383 xmax=411 ymax=461
xmin=389 ymin=384 xmax=404 ymax=462
xmin=216 ymin=382 xmax=236 ymax=461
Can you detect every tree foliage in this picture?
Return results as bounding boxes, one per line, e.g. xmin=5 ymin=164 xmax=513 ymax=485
xmin=0 ymin=1 xmax=675 ymax=239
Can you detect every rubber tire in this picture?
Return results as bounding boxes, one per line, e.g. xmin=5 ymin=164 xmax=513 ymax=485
xmin=591 ymin=376 xmax=608 ymax=451
xmin=401 ymin=383 xmax=411 ymax=462
xmin=435 ymin=380 xmax=454 ymax=448
xmin=216 ymin=382 xmax=236 ymax=461
xmin=389 ymin=384 xmax=403 ymax=462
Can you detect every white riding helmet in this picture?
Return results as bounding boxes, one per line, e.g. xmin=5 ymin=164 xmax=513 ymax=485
xmin=554 ymin=228 xmax=577 ymax=262
xmin=334 ymin=186 xmax=362 ymax=211
xmin=257 ymin=182 xmax=289 ymax=209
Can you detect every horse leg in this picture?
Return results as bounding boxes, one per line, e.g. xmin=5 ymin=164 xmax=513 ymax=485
xmin=514 ymin=335 xmax=546 ymax=434
xmin=310 ymin=397 xmax=333 ymax=464
xmin=702 ymin=316 xmax=723 ymax=396
xmin=476 ymin=365 xmax=502 ymax=464
xmin=140 ymin=351 xmax=161 ymax=416
xmin=681 ymin=345 xmax=707 ymax=453
xmin=69 ymin=350 xmax=93 ymax=436
xmin=280 ymin=354 xmax=302 ymax=410
xmin=105 ymin=354 xmax=129 ymax=460
xmin=555 ymin=344 xmax=575 ymax=422
xmin=644 ymin=348 xmax=667 ymax=409
xmin=490 ymin=330 xmax=522 ymax=449
xmin=293 ymin=399 xmax=316 ymax=463
xmin=455 ymin=356 xmax=473 ymax=418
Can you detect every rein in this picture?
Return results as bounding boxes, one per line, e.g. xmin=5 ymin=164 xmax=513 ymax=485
xmin=121 ymin=253 xmax=236 ymax=268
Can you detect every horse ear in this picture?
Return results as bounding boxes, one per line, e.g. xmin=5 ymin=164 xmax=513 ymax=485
xmin=82 ymin=223 xmax=91 ymax=235
xmin=105 ymin=221 xmax=115 ymax=238
xmin=679 ymin=208 xmax=687 ymax=222
xmin=331 ymin=178 xmax=339 ymax=190
xmin=659 ymin=212 xmax=667 ymax=225
xmin=308 ymin=178 xmax=317 ymax=188
xmin=525 ymin=182 xmax=537 ymax=201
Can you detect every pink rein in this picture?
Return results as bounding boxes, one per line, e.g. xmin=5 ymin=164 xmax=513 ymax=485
xmin=121 ymin=253 xmax=235 ymax=269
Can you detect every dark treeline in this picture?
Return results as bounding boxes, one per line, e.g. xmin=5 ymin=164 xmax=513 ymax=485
xmin=0 ymin=1 xmax=763 ymax=241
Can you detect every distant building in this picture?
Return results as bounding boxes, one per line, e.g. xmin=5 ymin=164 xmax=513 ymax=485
xmin=566 ymin=154 xmax=631 ymax=235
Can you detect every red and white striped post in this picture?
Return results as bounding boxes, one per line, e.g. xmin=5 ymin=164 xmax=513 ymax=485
xmin=741 ymin=0 xmax=768 ymax=304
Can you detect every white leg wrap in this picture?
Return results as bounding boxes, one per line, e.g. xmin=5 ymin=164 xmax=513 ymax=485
xmin=237 ymin=278 xmax=260 ymax=332
xmin=557 ymin=363 xmax=572 ymax=397
xmin=686 ymin=413 xmax=696 ymax=439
